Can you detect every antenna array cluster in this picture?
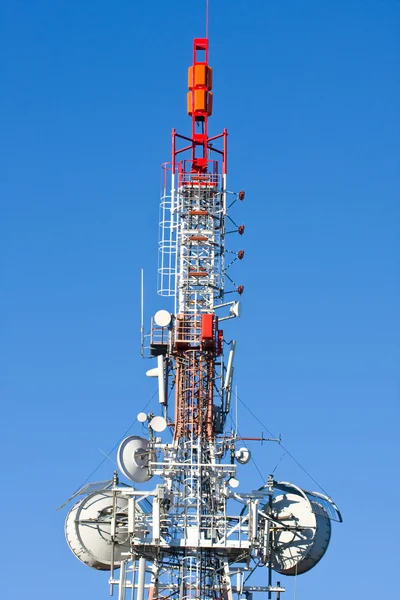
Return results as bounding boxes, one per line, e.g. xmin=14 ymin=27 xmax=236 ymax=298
xmin=63 ymin=35 xmax=341 ymax=600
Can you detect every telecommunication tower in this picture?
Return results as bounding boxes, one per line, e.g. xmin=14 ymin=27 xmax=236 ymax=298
xmin=62 ymin=26 xmax=342 ymax=600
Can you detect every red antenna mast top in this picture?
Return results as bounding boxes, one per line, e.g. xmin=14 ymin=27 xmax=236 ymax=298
xmin=187 ymin=38 xmax=213 ymax=172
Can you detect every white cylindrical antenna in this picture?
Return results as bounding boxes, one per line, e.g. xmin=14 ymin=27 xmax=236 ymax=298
xmin=137 ymin=557 xmax=146 ymax=600
xmin=118 ymin=561 xmax=126 ymax=600
xmin=224 ymin=341 xmax=236 ymax=390
xmin=157 ymin=355 xmax=166 ymax=404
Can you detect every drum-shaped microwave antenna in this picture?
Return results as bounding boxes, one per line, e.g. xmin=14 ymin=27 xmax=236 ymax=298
xmin=117 ymin=435 xmax=153 ymax=483
xmin=154 ymin=310 xmax=171 ymax=327
xmin=235 ymin=447 xmax=251 ymax=464
xmin=149 ymin=415 xmax=167 ymax=432
xmin=146 ymin=367 xmax=159 ymax=378
xmin=265 ymin=492 xmax=331 ymax=576
xmin=65 ymin=491 xmax=129 ymax=570
xmin=228 ymin=477 xmax=240 ymax=488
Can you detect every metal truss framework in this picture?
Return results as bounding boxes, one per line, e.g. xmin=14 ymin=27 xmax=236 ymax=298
xmin=133 ymin=37 xmax=268 ymax=600
xmin=63 ymin=34 xmax=342 ymax=600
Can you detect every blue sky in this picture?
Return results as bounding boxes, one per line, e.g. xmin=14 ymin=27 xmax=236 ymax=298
xmin=1 ymin=1 xmax=399 ymax=598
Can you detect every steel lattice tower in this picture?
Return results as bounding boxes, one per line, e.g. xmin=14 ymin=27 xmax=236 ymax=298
xmin=151 ymin=37 xmax=240 ymax=599
xmin=63 ymin=27 xmax=342 ymax=600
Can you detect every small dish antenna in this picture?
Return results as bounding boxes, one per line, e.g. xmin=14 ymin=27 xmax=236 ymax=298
xmin=117 ymin=436 xmax=154 ymax=483
xmin=154 ymin=310 xmax=171 ymax=327
xmin=146 ymin=367 xmax=158 ymax=377
xmin=137 ymin=412 xmax=147 ymax=423
xmin=235 ymin=447 xmax=251 ymax=464
xmin=228 ymin=477 xmax=240 ymax=488
xmin=230 ymin=301 xmax=241 ymax=318
xmin=149 ymin=415 xmax=167 ymax=432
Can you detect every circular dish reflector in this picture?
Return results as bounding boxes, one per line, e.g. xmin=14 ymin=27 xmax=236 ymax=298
xmin=267 ymin=492 xmax=331 ymax=576
xmin=137 ymin=412 xmax=147 ymax=423
xmin=229 ymin=477 xmax=240 ymax=488
xmin=154 ymin=310 xmax=171 ymax=327
xmin=230 ymin=301 xmax=241 ymax=318
xmin=65 ymin=491 xmax=129 ymax=570
xmin=235 ymin=447 xmax=251 ymax=464
xmin=146 ymin=368 xmax=159 ymax=378
xmin=149 ymin=416 xmax=167 ymax=432
xmin=117 ymin=435 xmax=153 ymax=483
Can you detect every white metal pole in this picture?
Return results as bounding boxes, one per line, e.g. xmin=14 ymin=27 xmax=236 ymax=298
xmin=141 ymin=269 xmax=144 ymax=330
xmin=137 ymin=557 xmax=146 ymax=600
xmin=118 ymin=560 xmax=126 ymax=600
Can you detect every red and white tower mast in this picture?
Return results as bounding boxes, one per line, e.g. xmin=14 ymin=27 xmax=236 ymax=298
xmin=63 ymin=24 xmax=342 ymax=600
xmin=153 ymin=35 xmax=244 ymax=599
xmin=158 ymin=36 xmax=239 ymax=443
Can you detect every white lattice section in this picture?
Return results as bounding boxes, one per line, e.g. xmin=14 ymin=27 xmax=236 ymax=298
xmin=176 ymin=175 xmax=225 ymax=314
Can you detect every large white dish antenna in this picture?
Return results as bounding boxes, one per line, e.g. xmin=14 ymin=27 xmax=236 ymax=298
xmin=117 ymin=436 xmax=153 ymax=483
xmin=266 ymin=492 xmax=331 ymax=576
xmin=154 ymin=310 xmax=171 ymax=327
xmin=65 ymin=491 xmax=129 ymax=570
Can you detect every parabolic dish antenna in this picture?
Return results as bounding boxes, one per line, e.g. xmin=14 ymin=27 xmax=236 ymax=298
xmin=137 ymin=412 xmax=147 ymax=423
xmin=146 ymin=367 xmax=158 ymax=378
xmin=235 ymin=447 xmax=251 ymax=464
xmin=149 ymin=415 xmax=167 ymax=432
xmin=264 ymin=492 xmax=331 ymax=576
xmin=154 ymin=310 xmax=171 ymax=327
xmin=117 ymin=435 xmax=153 ymax=483
xmin=230 ymin=301 xmax=241 ymax=318
xmin=65 ymin=491 xmax=129 ymax=571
